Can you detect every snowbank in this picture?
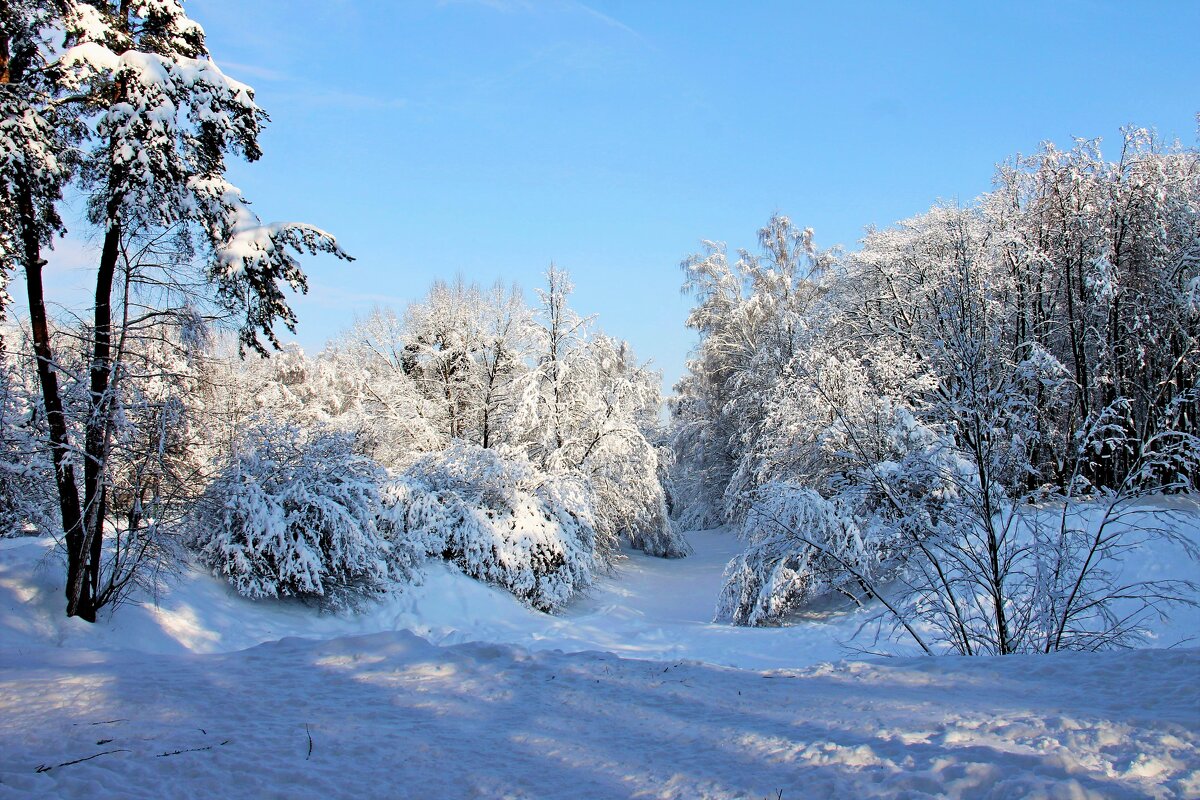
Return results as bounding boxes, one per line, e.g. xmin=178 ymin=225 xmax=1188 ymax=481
xmin=0 ymin=531 xmax=866 ymax=668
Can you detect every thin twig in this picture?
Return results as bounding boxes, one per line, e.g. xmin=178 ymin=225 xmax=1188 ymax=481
xmin=37 ymin=749 xmax=131 ymax=773
xmin=156 ymin=740 xmax=231 ymax=758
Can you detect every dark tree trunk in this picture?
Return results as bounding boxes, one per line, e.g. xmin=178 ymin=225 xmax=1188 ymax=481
xmin=70 ymin=0 xmax=133 ymax=616
xmin=18 ymin=180 xmax=92 ymax=619
xmin=73 ymin=196 xmax=122 ymax=617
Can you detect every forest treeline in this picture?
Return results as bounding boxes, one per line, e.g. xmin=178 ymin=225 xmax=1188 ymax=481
xmin=672 ymin=129 xmax=1200 ymax=653
xmin=0 ymin=267 xmax=686 ymax=612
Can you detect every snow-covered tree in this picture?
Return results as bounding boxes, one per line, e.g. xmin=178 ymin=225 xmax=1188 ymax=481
xmin=399 ymin=278 xmax=491 ymax=444
xmin=1 ymin=1 xmax=350 ymax=619
xmin=191 ymin=262 xmax=688 ymax=611
xmin=670 ymin=215 xmax=834 ymax=528
xmin=337 ymin=281 xmax=532 ymax=462
xmin=514 ymin=265 xmax=592 ymax=470
xmin=516 ymin=268 xmax=688 ymax=558
xmin=683 ymin=133 xmax=1200 ymax=653
xmin=568 ymin=335 xmax=687 ymax=557
xmin=474 ymin=282 xmax=531 ymax=450
xmin=323 ymin=314 xmax=442 ymax=464
xmin=0 ymin=330 xmax=53 ymax=537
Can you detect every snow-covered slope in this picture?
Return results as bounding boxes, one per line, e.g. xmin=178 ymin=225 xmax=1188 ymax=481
xmin=1 ymin=522 xmax=1198 ymax=798
xmin=0 ymin=530 xmax=898 ymax=669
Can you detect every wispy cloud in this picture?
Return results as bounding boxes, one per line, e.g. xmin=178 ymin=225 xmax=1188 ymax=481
xmin=216 ymin=60 xmax=289 ymax=83
xmin=435 ymin=0 xmax=647 ymax=46
xmin=561 ymin=0 xmax=644 ymax=43
xmin=436 ymin=0 xmax=535 ymax=11
xmin=275 ymin=88 xmax=408 ymax=112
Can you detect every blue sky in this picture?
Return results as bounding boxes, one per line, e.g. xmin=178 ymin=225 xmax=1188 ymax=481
xmin=54 ymin=0 xmax=1200 ymax=391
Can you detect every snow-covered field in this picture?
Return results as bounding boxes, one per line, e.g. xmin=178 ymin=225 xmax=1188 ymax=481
xmin=2 ymin=529 xmax=1198 ymax=799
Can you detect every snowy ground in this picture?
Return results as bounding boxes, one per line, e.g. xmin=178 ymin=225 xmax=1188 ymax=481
xmin=0 ymin=531 xmax=907 ymax=668
xmin=1 ymin=527 xmax=1198 ymax=798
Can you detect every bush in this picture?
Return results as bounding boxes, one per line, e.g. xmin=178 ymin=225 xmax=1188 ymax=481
xmin=385 ymin=441 xmax=599 ymax=611
xmin=717 ymin=406 xmax=967 ymax=627
xmin=716 ymin=485 xmax=882 ymax=626
xmin=193 ymin=421 xmax=403 ymax=604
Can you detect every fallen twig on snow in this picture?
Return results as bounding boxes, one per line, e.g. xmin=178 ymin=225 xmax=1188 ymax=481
xmin=156 ymin=740 xmax=231 ymax=758
xmin=37 ymin=749 xmax=131 ymax=773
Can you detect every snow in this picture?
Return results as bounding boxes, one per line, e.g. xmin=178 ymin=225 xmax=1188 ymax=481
xmin=1 ymin=525 xmax=1198 ymax=798
xmin=0 ymin=531 xmax=876 ymax=667
xmin=4 ymin=630 xmax=1198 ymax=799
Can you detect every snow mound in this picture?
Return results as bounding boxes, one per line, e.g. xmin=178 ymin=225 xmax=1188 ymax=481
xmin=0 ymin=531 xmax=865 ymax=668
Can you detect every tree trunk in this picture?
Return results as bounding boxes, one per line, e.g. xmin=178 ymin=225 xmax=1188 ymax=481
xmin=74 ymin=202 xmax=122 ymax=616
xmin=18 ymin=180 xmax=92 ymax=619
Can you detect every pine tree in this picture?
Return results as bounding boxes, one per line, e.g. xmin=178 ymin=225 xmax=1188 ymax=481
xmin=1 ymin=1 xmax=350 ymax=620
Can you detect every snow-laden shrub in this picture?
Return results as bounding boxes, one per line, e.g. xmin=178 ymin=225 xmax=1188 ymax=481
xmin=717 ymin=485 xmax=883 ymax=626
xmin=718 ymin=404 xmax=972 ymax=626
xmin=193 ymin=421 xmax=404 ymax=604
xmin=588 ymin=440 xmax=690 ymax=558
xmin=384 ymin=441 xmax=599 ymax=611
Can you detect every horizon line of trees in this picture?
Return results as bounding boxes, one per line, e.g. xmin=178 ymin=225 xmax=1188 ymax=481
xmin=0 ymin=261 xmax=687 ymax=614
xmin=672 ymin=125 xmax=1200 ymax=654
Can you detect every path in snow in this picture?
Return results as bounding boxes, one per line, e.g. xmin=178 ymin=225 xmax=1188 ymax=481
xmin=551 ymin=529 xmax=896 ymax=668
xmin=0 ymin=528 xmax=893 ymax=669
